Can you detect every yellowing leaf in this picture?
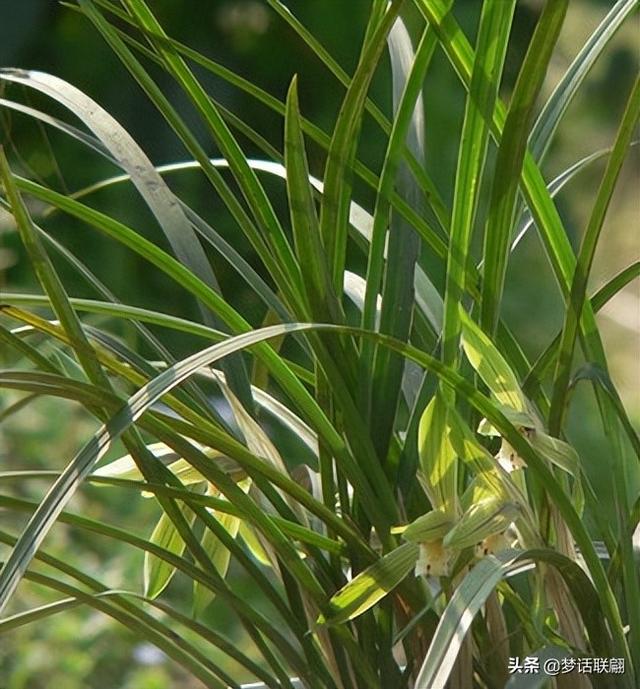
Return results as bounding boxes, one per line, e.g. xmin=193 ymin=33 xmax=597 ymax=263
xmin=461 ymin=477 xmax=499 ymax=511
xmin=446 ymin=410 xmax=520 ymax=505
xmin=93 ymin=442 xmax=235 ymax=495
xmin=93 ymin=442 xmax=178 ymax=481
xmin=238 ymin=521 xmax=271 ymax=567
xmin=215 ymin=371 xmax=307 ymax=525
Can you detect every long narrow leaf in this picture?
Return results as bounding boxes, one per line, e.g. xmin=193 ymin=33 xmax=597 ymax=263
xmin=319 ymin=0 xmax=403 ymax=292
xmin=317 ymin=542 xmax=419 ymax=626
xmin=365 ymin=16 xmax=435 ymax=462
xmin=480 ymin=0 xmax=569 ymax=334
xmin=528 ymin=0 xmax=637 ymax=163
xmin=0 ymin=323 xmax=319 ymax=614
xmin=0 ymin=69 xmax=253 ymax=407
xmin=550 ymin=76 xmax=640 ymax=431
xmin=120 ymin=0 xmax=303 ymax=304
xmin=442 ymin=0 xmax=515 ymax=367
xmin=415 ymin=549 xmax=615 ymax=689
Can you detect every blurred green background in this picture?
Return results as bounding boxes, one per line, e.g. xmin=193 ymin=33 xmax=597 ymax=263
xmin=0 ymin=1 xmax=637 ymax=686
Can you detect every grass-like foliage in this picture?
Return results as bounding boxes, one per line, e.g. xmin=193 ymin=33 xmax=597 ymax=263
xmin=1 ymin=1 xmax=638 ymax=688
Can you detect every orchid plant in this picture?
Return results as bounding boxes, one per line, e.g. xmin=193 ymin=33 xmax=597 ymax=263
xmin=0 ymin=1 xmax=638 ymax=688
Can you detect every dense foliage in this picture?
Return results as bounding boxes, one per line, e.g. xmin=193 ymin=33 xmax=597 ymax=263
xmin=0 ymin=1 xmax=638 ymax=688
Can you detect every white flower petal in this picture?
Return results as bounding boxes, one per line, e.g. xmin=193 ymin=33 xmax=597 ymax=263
xmin=415 ymin=540 xmax=453 ymax=578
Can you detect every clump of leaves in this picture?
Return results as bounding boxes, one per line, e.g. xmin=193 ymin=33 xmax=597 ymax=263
xmin=1 ymin=1 xmax=638 ymax=688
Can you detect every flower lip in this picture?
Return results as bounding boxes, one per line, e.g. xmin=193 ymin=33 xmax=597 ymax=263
xmin=474 ymin=530 xmax=516 ymax=558
xmin=496 ymin=433 xmax=530 ymax=473
xmin=414 ymin=539 xmax=453 ymax=578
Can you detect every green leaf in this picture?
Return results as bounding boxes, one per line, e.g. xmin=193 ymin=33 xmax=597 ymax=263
xmin=265 ymin=0 xmax=449 ymax=230
xmin=0 ymin=527 xmax=254 ymax=689
xmin=400 ymin=510 xmax=453 ymax=544
xmin=0 ymin=322 xmax=328 ymax=615
xmin=8 ymin=176 xmax=373 ymax=511
xmin=319 ymin=0 xmax=403 ymax=292
xmin=443 ymin=498 xmax=519 ymax=550
xmin=2 ymin=290 xmax=313 ymax=393
xmin=0 ymin=70 xmax=206 ymax=288
xmin=414 ymin=554 xmax=508 ymax=689
xmin=0 ymin=321 xmax=59 ymax=375
xmin=523 ymin=261 xmax=640 ymax=401
xmin=441 ymin=0 xmax=515 ymax=367
xmin=0 ymin=148 xmax=108 ymax=390
xmin=459 ymin=310 xmax=530 ymax=415
xmin=67 ymin=0 xmax=450 ymax=266
xmin=145 ymin=502 xmax=196 ymax=599
xmin=415 ymin=3 xmax=627 ymax=552
xmin=414 ymin=549 xmax=615 ymax=689
xmin=418 ymin=394 xmax=458 ymax=514
xmin=76 ymin=0 xmax=303 ymax=318
xmin=364 ymin=15 xmax=437 ymax=460
xmin=571 ymin=363 xmax=640 ymax=462
xmin=0 ymin=68 xmax=253 ymax=409
xmin=284 ymin=76 xmax=337 ymax=324
xmin=317 ymin=542 xmax=419 ymax=626
xmin=480 ymin=0 xmax=569 ymax=334
xmin=0 ymin=369 xmax=365 ymax=559
xmin=512 ymin=141 xmax=640 ymax=253
xmin=119 ymin=0 xmax=303 ymax=303
xmin=0 ymin=488 xmax=308 ymax=678
xmin=193 ymin=511 xmax=241 ymax=617
xmin=528 ymin=0 xmax=637 ymax=163
xmin=1 ymin=153 xmax=212 ymax=615
xmin=549 ymin=75 xmax=640 ymax=432
xmin=528 ymin=431 xmax=579 ymax=477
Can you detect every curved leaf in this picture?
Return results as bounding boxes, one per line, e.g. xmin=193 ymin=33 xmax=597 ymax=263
xmin=317 ymin=542 xmax=418 ymax=626
xmin=0 ymin=322 xmax=323 ymax=614
xmin=0 ymin=68 xmax=252 ymax=407
xmin=145 ymin=502 xmax=196 ymax=599
xmin=529 ymin=0 xmax=637 ymax=163
xmin=443 ymin=498 xmax=519 ymax=550
xmin=415 ymin=549 xmax=616 ymax=689
xmin=460 ymin=310 xmax=530 ymax=416
xmin=418 ymin=394 xmax=458 ymax=514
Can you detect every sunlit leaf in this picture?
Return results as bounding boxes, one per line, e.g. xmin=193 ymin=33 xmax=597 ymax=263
xmin=317 ymin=543 xmax=418 ymax=626
xmin=418 ymin=394 xmax=458 ymax=514
xmin=193 ymin=510 xmax=241 ymax=617
xmin=443 ymin=497 xmax=520 ymax=550
xmin=144 ymin=502 xmax=196 ymax=599
xmin=460 ymin=310 xmax=530 ymax=416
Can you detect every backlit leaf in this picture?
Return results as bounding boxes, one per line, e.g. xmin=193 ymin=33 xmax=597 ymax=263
xmin=317 ymin=542 xmax=418 ymax=626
